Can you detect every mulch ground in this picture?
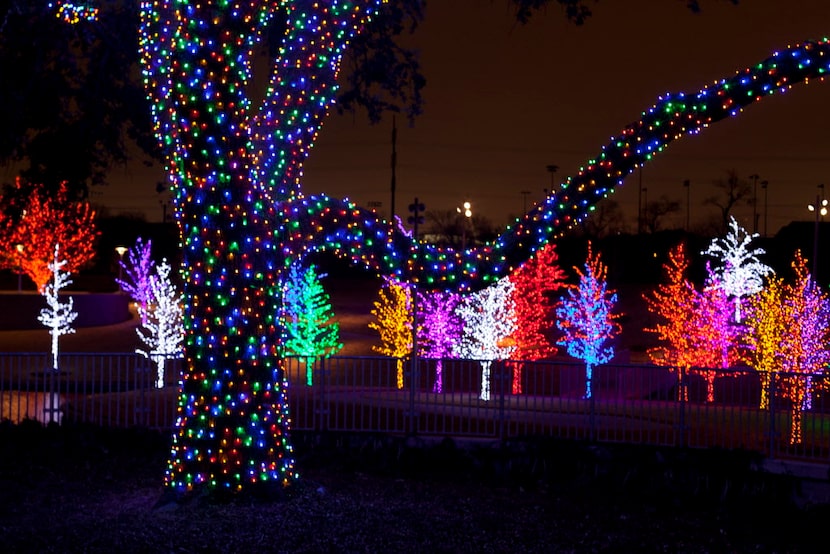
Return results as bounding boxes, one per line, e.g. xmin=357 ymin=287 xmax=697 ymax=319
xmin=1 ymin=420 xmax=827 ymax=553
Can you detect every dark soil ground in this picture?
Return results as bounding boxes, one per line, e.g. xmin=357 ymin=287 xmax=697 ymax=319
xmin=1 ymin=420 xmax=828 ymax=553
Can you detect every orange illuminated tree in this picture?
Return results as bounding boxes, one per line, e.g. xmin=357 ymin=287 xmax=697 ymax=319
xmin=643 ymin=243 xmax=699 ymax=401
xmin=0 ymin=178 xmax=98 ymax=291
xmin=645 ymin=243 xmax=745 ymax=402
xmin=507 ymin=243 xmax=566 ymax=394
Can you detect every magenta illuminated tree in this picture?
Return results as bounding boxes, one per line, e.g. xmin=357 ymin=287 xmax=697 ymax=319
xmin=416 ymin=289 xmax=462 ymax=393
xmin=555 ymin=244 xmax=620 ymax=400
xmin=689 ymin=265 xmax=746 ymax=403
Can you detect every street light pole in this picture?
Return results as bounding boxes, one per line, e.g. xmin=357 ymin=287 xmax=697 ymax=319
xmin=683 ymin=179 xmax=690 ymax=231
xmin=808 ymin=184 xmax=827 ymax=279
xmin=115 ymin=246 xmax=128 ymax=288
xmin=749 ymin=174 xmax=760 ymax=234
xmin=457 ymin=201 xmax=472 ymax=250
xmin=760 ymin=180 xmax=769 ymax=237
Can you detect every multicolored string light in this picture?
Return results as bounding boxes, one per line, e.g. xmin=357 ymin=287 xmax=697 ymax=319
xmin=131 ymin=0 xmax=829 ymax=495
xmin=48 ymin=2 xmax=99 ymax=24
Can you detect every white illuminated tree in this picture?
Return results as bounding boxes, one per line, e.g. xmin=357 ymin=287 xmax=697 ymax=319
xmin=38 ymin=244 xmax=77 ymax=371
xmin=454 ymin=278 xmax=516 ymax=401
xmin=703 ymin=216 xmax=773 ymax=322
xmin=137 ymin=260 xmax=184 ymax=388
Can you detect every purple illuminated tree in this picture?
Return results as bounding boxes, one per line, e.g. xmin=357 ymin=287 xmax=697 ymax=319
xmin=778 ymin=251 xmax=830 ymax=443
xmin=416 ymin=289 xmax=462 ymax=393
xmin=555 ymin=244 xmax=620 ymax=399
xmin=116 ymin=237 xmax=154 ymax=322
xmin=282 ymin=263 xmax=342 ymax=386
xmin=454 ymin=278 xmax=516 ymax=402
xmin=703 ymin=216 xmax=773 ymax=323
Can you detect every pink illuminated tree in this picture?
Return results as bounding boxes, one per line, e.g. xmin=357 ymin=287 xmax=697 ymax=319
xmin=416 ymin=289 xmax=462 ymax=393
xmin=507 ymin=243 xmax=566 ymax=394
xmin=689 ymin=265 xmax=746 ymax=403
xmin=555 ymin=244 xmax=621 ymax=400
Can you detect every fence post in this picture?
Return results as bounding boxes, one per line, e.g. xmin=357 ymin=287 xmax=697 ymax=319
xmin=768 ymin=371 xmax=776 ymax=459
xmin=677 ymin=366 xmax=687 ymax=448
xmin=498 ymin=360 xmax=507 ymax=441
xmin=318 ymin=357 xmax=327 ymax=432
xmin=407 ymin=355 xmax=419 ymax=436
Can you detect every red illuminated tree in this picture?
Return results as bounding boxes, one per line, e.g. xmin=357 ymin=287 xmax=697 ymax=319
xmin=0 ymin=178 xmax=98 ymax=291
xmin=507 ymin=242 xmax=566 ymax=394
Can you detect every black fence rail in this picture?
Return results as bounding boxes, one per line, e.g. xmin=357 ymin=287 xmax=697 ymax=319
xmin=1 ymin=353 xmax=828 ymax=465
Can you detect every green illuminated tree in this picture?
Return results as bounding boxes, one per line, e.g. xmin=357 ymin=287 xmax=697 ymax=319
xmin=283 ymin=263 xmax=342 ymax=386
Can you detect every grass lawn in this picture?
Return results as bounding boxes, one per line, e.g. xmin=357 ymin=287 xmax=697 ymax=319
xmin=1 ymin=420 xmax=827 ymax=553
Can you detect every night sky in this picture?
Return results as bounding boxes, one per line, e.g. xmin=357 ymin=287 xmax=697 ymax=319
xmin=104 ymin=0 xmax=830 ymax=235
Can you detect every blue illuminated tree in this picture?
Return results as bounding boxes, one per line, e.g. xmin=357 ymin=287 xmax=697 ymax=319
xmin=555 ymin=244 xmax=620 ymax=399
xmin=283 ymin=263 xmax=342 ymax=386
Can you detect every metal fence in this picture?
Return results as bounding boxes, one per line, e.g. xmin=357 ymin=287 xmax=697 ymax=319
xmin=1 ymin=352 xmax=829 ymax=464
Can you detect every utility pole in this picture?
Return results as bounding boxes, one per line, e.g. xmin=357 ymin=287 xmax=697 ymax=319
xmin=390 ymin=116 xmax=397 ymax=222
xmin=520 ymin=191 xmax=530 ymax=214
xmin=749 ymin=173 xmax=760 ymax=234
xmin=637 ymin=167 xmax=644 ymax=233
xmin=546 ymin=164 xmax=559 ymax=194
xmin=761 ymin=180 xmax=769 ymax=237
xmin=683 ymin=179 xmax=690 ymax=231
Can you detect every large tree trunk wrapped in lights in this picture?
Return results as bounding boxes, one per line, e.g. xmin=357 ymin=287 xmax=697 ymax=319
xmin=139 ymin=1 xmax=387 ymax=495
